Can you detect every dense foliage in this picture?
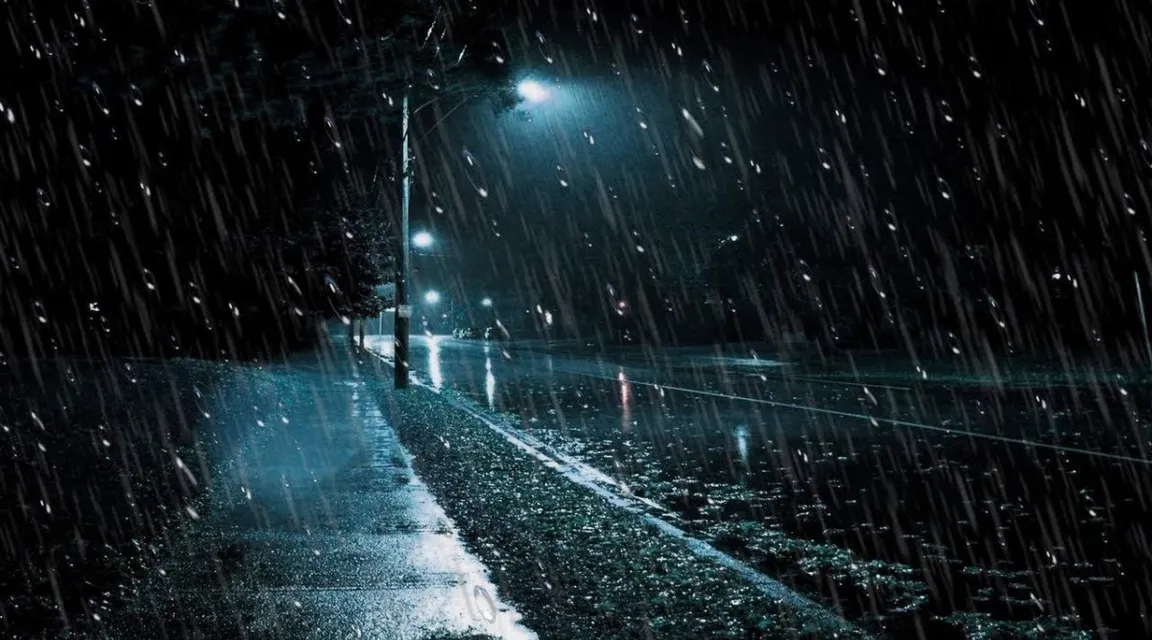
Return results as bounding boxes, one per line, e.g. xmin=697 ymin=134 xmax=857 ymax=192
xmin=0 ymin=0 xmax=514 ymax=360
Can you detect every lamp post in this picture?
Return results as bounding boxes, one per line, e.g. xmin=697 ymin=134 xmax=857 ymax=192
xmin=394 ymin=94 xmax=414 ymax=389
xmin=393 ymin=79 xmax=549 ymax=388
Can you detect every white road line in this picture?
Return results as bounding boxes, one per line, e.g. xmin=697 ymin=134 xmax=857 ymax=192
xmin=491 ymin=341 xmax=913 ymax=392
xmin=545 ymin=365 xmax=1152 ymax=467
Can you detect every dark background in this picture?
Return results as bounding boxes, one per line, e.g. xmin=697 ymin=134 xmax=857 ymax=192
xmin=4 ymin=0 xmax=1152 ymax=363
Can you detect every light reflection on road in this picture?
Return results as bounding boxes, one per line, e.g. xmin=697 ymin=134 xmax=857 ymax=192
xmin=428 ymin=336 xmax=443 ymax=391
xmin=485 ymin=361 xmax=496 ymax=411
xmin=618 ymin=370 xmax=632 ymax=434
xmin=734 ymin=424 xmax=749 ymax=470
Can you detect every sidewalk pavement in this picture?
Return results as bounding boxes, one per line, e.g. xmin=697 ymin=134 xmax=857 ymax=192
xmin=102 ymin=349 xmax=533 ymax=639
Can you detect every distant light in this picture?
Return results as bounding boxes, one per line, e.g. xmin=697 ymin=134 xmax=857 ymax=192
xmin=424 ymin=290 xmax=441 ymax=304
xmin=481 ymin=297 xmax=493 ymax=308
xmin=413 ymin=231 xmax=434 ymax=249
xmin=517 ymin=80 xmax=549 ymax=103
xmin=729 ymin=234 xmax=738 ymax=241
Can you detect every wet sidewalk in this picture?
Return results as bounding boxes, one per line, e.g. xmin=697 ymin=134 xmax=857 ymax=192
xmin=100 ymin=350 xmax=532 ymax=639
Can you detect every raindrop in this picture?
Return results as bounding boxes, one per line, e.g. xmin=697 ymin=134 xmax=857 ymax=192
xmin=536 ymin=31 xmax=554 ymax=64
xmin=582 ymin=129 xmax=595 ymax=145
xmin=129 ymin=84 xmax=143 ymax=106
xmin=968 ymin=55 xmax=983 ymax=78
xmin=92 ymin=83 xmax=110 ymax=114
xmin=937 ymin=177 xmax=952 ymax=200
xmin=630 ymin=14 xmax=644 ymax=34
xmin=987 ymin=295 xmax=1008 ymax=329
xmin=940 ymin=100 xmax=955 ymax=123
xmin=324 ymin=118 xmax=342 ymax=148
xmin=798 ymin=260 xmax=813 ymax=282
xmin=947 ymin=332 xmax=962 ymax=355
xmin=424 ymin=67 xmax=442 ymax=91
xmin=143 ymin=268 xmax=157 ymax=291
xmin=556 ymin=164 xmax=570 ymax=187
xmin=680 ymin=108 xmax=704 ymax=137
xmin=334 ymin=0 xmax=353 ymax=25
xmin=868 ymin=266 xmax=887 ymax=298
xmin=473 ymin=586 xmax=497 ymax=622
xmin=817 ymin=148 xmax=832 ymax=170
xmin=462 ymin=149 xmax=489 ymax=197
xmin=702 ymin=60 xmax=720 ymax=92
xmin=1029 ymin=0 xmax=1046 ymax=26
xmin=873 ymin=52 xmax=887 ymax=75
xmin=33 ymin=301 xmax=47 ymax=323
xmin=430 ymin=191 xmax=445 ymax=214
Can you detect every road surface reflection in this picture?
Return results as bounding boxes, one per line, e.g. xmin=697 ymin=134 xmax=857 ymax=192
xmin=427 ymin=336 xmax=443 ymax=391
xmin=484 ymin=346 xmax=496 ymax=410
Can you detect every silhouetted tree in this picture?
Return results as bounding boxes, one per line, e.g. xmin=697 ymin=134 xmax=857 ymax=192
xmin=0 ymin=0 xmax=516 ymax=359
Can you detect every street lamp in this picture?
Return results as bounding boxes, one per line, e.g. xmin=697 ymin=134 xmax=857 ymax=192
xmin=413 ymin=231 xmax=434 ymax=249
xmin=424 ymin=290 xmax=441 ymax=304
xmin=481 ymin=297 xmax=493 ymax=308
xmin=517 ymin=80 xmax=549 ymax=103
xmin=395 ymin=80 xmax=544 ymax=389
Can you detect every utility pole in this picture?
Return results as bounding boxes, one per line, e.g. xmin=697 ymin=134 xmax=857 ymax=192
xmin=394 ymin=93 xmax=412 ymax=388
xmin=392 ymin=91 xmax=486 ymax=387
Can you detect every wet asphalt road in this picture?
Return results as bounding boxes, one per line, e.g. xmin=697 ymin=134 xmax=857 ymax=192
xmin=382 ymin=335 xmax=1152 ymax=638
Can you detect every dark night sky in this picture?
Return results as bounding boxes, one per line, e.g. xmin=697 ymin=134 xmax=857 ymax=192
xmin=5 ymin=0 xmax=1152 ymax=355
xmin=411 ymin=2 xmax=815 ymax=320
xmin=406 ymin=0 xmax=1152 ymax=350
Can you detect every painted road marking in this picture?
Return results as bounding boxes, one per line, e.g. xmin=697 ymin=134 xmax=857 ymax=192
xmin=544 ymin=365 xmax=1152 ymax=467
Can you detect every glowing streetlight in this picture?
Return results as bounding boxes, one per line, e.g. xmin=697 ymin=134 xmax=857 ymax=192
xmin=413 ymin=231 xmax=434 ymax=249
xmin=424 ymin=290 xmax=441 ymax=304
xmin=481 ymin=297 xmax=493 ymax=308
xmin=517 ymin=80 xmax=549 ymax=103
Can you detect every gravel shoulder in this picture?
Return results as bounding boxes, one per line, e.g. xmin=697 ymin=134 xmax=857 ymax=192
xmin=368 ymin=357 xmax=873 ymax=640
